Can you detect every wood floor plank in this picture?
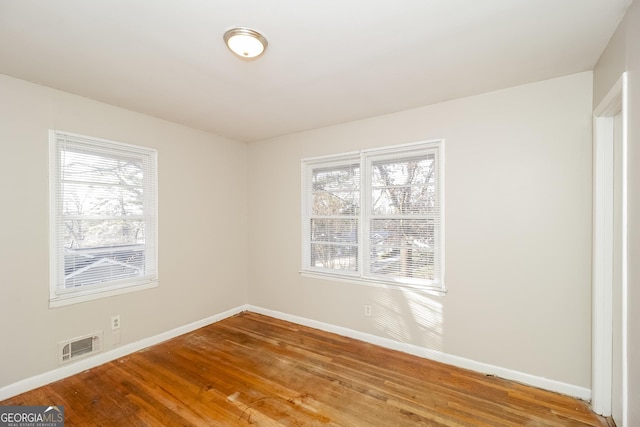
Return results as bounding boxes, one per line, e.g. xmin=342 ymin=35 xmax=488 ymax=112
xmin=1 ymin=311 xmax=611 ymax=426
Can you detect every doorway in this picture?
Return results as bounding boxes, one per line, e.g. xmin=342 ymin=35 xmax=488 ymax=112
xmin=592 ymin=73 xmax=627 ymax=426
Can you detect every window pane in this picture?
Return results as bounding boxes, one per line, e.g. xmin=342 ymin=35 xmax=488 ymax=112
xmin=372 ymin=185 xmax=436 ymax=215
xmin=62 ymin=150 xmax=142 ymax=187
xmin=311 ymin=219 xmax=357 ymax=243
xmin=64 ymin=219 xmax=145 ymax=249
xmin=370 ymin=247 xmax=434 ymax=280
xmin=64 ymin=246 xmax=145 ymax=288
xmin=63 ymin=182 xmax=143 ymax=216
xmin=371 ymin=155 xmax=436 ymax=215
xmin=311 ymin=243 xmax=358 ymax=272
xmin=312 ymin=164 xmax=360 ymax=216
xmin=371 ymin=155 xmax=434 ymax=186
xmin=370 ymin=218 xmax=435 ymax=280
xmin=312 ymin=191 xmax=359 ymax=216
xmin=312 ymin=164 xmax=360 ymax=190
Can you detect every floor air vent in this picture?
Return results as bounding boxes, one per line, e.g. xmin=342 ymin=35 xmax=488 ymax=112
xmin=58 ymin=332 xmax=103 ymax=364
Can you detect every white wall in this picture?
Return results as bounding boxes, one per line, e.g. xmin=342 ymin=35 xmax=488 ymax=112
xmin=247 ymin=72 xmax=594 ymax=390
xmin=0 ymin=74 xmax=248 ymax=389
xmin=594 ymin=0 xmax=640 ymax=421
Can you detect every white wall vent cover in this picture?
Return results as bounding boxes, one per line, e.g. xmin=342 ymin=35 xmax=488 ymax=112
xmin=58 ymin=331 xmax=103 ymax=365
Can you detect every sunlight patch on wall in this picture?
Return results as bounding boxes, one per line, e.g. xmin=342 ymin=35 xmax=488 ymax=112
xmin=372 ymin=288 xmax=443 ymax=351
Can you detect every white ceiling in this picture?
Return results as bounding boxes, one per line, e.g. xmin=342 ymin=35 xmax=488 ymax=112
xmin=0 ymin=0 xmax=631 ymax=142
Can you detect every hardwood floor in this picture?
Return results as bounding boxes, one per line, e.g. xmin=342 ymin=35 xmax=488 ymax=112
xmin=2 ymin=312 xmax=611 ymax=426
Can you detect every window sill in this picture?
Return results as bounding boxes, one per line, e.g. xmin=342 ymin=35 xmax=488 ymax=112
xmin=299 ymin=271 xmax=446 ymax=297
xmin=49 ymin=280 xmax=158 ymax=308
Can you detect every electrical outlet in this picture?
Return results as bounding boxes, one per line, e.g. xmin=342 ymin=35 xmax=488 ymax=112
xmin=111 ymin=315 xmax=121 ymax=330
xmin=364 ymin=304 xmax=372 ymax=317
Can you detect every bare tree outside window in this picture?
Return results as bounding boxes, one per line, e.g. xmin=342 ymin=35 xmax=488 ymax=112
xmin=310 ymin=164 xmax=360 ymax=271
xmin=61 ymin=149 xmax=148 ymax=287
xmin=370 ymin=155 xmax=436 ymax=281
xmin=63 ymin=150 xmax=145 ymax=247
xmin=50 ymin=132 xmax=157 ymax=302
xmin=302 ymin=141 xmax=443 ymax=290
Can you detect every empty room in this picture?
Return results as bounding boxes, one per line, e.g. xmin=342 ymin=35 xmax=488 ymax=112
xmin=0 ymin=1 xmax=638 ymax=426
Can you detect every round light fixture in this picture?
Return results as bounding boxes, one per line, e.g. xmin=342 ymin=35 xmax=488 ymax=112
xmin=223 ymin=27 xmax=268 ymax=60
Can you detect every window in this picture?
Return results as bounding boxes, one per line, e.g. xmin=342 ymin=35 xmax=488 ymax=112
xmin=49 ymin=131 xmax=158 ymax=307
xmin=301 ymin=140 xmax=444 ymax=292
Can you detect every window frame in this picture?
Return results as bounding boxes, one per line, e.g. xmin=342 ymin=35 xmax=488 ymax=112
xmin=49 ymin=130 xmax=158 ymax=308
xmin=302 ymin=151 xmax=361 ymax=278
xmin=301 ymin=139 xmax=445 ymax=294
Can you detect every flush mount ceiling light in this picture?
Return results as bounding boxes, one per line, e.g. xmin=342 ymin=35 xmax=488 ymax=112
xmin=223 ymin=27 xmax=268 ymax=60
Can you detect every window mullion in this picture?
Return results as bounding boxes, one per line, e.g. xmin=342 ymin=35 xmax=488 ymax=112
xmin=360 ymin=152 xmax=369 ymax=279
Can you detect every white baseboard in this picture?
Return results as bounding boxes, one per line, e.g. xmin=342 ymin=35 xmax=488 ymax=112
xmin=247 ymin=305 xmax=592 ymax=401
xmin=1 ymin=303 xmax=591 ymax=403
xmin=0 ymin=305 xmax=249 ymax=401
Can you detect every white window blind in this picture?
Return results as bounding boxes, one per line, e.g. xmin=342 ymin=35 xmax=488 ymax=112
xmin=303 ymin=154 xmax=361 ymax=275
xmin=302 ymin=140 xmax=444 ymax=291
xmin=49 ymin=131 xmax=158 ymax=305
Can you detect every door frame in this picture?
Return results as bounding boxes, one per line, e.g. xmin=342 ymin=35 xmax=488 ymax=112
xmin=592 ymin=72 xmax=627 ymax=423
